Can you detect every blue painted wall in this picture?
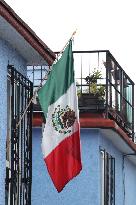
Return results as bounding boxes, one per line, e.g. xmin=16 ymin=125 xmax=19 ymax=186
xmin=100 ymin=131 xmax=124 ymax=204
xmin=32 ymin=128 xmax=136 ymax=205
xmin=32 ymin=128 xmax=100 ymax=205
xmin=0 ymin=38 xmax=27 ymax=205
xmin=124 ymin=158 xmax=136 ymax=204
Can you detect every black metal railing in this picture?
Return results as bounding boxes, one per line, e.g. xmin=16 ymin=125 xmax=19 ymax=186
xmin=6 ymin=65 xmax=33 ymax=205
xmin=106 ymin=52 xmax=134 ymax=140
xmin=27 ymin=50 xmax=134 ymax=141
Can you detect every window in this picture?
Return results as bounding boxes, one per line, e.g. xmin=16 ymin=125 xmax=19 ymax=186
xmin=100 ymin=149 xmax=115 ymax=205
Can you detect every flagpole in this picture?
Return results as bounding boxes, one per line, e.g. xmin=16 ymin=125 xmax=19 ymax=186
xmin=15 ymin=30 xmax=77 ymax=130
xmin=53 ymin=29 xmax=77 ymax=65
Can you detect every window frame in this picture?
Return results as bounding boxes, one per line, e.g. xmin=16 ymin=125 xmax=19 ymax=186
xmin=100 ymin=149 xmax=115 ymax=205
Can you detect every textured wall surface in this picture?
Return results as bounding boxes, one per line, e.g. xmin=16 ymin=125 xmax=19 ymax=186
xmin=100 ymin=131 xmax=124 ymax=205
xmin=0 ymin=38 xmax=27 ymax=205
xmin=32 ymin=128 xmax=100 ymax=205
xmin=99 ymin=130 xmax=136 ymax=205
xmin=32 ymin=128 xmax=136 ymax=205
xmin=124 ymin=158 xmax=136 ymax=204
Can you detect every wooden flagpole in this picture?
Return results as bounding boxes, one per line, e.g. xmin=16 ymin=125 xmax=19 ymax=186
xmin=15 ymin=30 xmax=77 ymax=129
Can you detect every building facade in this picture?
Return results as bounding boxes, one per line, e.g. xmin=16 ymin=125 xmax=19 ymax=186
xmin=32 ymin=126 xmax=136 ymax=205
xmin=0 ymin=1 xmax=55 ymax=204
xmin=31 ymin=50 xmax=136 ymax=205
xmin=0 ymin=1 xmax=136 ymax=205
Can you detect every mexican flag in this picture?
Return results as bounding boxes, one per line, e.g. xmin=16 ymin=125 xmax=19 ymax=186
xmin=38 ymin=40 xmax=82 ymax=192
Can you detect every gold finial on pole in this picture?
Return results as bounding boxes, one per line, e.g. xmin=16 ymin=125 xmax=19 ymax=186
xmin=56 ymin=29 xmax=77 ymax=60
xmin=72 ymin=29 xmax=77 ymax=38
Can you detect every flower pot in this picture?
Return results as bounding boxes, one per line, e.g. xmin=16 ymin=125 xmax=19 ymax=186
xmin=78 ymin=93 xmax=105 ymax=112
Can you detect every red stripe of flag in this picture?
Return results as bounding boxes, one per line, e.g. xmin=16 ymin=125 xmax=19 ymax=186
xmin=44 ymin=128 xmax=82 ymax=192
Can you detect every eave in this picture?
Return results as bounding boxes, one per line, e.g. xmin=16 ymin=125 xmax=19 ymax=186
xmin=0 ymin=0 xmax=56 ymax=65
xmin=80 ymin=113 xmax=136 ymax=166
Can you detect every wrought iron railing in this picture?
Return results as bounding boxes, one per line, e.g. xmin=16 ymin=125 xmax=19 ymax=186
xmin=27 ymin=50 xmax=134 ymax=141
xmin=6 ymin=65 xmax=33 ymax=205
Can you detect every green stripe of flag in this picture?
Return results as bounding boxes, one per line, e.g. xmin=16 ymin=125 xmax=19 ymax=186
xmin=38 ymin=40 xmax=74 ymax=118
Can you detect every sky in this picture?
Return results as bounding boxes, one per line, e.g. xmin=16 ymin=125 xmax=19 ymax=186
xmin=5 ymin=0 xmax=136 ymax=129
xmin=5 ymin=0 xmax=136 ymax=79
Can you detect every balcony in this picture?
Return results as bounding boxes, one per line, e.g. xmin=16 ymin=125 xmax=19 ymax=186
xmin=27 ymin=50 xmax=134 ymax=141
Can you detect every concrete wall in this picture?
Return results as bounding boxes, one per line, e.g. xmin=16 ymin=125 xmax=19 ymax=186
xmin=99 ymin=131 xmax=136 ymax=205
xmin=32 ymin=128 xmax=101 ymax=205
xmin=100 ymin=131 xmax=124 ymax=205
xmin=0 ymin=38 xmax=27 ymax=205
xmin=124 ymin=158 xmax=136 ymax=205
xmin=32 ymin=128 xmax=136 ymax=205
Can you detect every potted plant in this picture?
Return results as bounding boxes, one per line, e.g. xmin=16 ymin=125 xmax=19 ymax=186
xmin=85 ymin=68 xmax=102 ymax=84
xmin=89 ymin=82 xmax=105 ymax=100
xmin=78 ymin=68 xmax=105 ymax=111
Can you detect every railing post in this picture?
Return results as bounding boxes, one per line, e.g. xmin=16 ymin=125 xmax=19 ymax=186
xmin=132 ymin=82 xmax=134 ymax=141
xmin=105 ymin=51 xmax=109 ymax=119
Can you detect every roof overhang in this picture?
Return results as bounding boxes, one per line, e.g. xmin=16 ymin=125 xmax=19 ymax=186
xmin=32 ymin=111 xmax=136 ymax=165
xmin=0 ymin=0 xmax=56 ymax=65
xmin=80 ymin=113 xmax=136 ymax=166
xmin=100 ymin=129 xmax=136 ymax=166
